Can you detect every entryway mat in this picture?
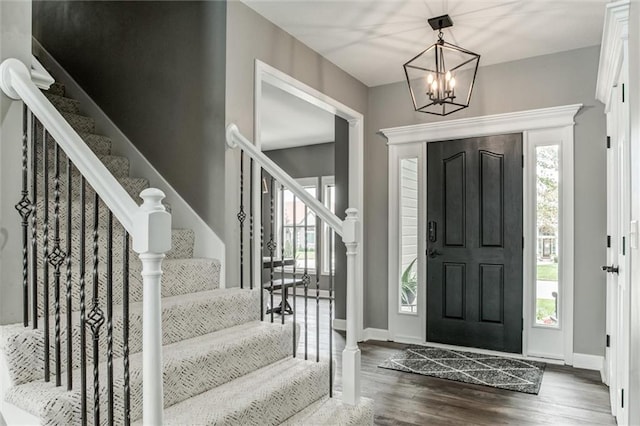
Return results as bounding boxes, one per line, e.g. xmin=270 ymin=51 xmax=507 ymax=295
xmin=379 ymin=345 xmax=546 ymax=394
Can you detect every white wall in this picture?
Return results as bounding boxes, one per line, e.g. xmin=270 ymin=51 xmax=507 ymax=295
xmin=0 ymin=1 xmax=32 ymax=325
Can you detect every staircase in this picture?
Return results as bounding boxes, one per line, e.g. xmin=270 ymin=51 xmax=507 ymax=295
xmin=0 ymin=62 xmax=373 ymax=425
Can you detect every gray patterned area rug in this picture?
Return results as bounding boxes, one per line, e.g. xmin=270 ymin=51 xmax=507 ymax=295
xmin=379 ymin=346 xmax=546 ymax=394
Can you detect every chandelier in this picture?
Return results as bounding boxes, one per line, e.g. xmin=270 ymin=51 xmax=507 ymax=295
xmin=403 ymin=15 xmax=480 ymax=116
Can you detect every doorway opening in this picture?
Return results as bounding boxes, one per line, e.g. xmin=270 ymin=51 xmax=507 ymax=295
xmin=253 ymin=60 xmax=365 ymax=339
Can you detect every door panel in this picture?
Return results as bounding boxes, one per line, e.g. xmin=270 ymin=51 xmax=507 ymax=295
xmin=427 ymin=134 xmax=523 ymax=353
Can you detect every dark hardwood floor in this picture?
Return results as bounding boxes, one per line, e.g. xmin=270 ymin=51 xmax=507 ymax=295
xmin=271 ymin=295 xmax=616 ymax=425
xmin=351 ymin=340 xmax=615 ymax=425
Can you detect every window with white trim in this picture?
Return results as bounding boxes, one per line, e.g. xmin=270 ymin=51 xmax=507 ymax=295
xmin=276 ymin=176 xmax=335 ymax=274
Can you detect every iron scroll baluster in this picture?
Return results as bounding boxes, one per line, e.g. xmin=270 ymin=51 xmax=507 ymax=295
xmin=86 ymin=192 xmax=105 ymax=426
xmin=65 ymin=157 xmax=73 ymax=390
xmin=49 ymin=144 xmax=64 ymax=387
xmin=15 ymin=103 xmax=32 ymax=327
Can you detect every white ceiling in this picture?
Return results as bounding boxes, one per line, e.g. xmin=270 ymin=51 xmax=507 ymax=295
xmin=261 ymin=81 xmax=335 ymax=151
xmin=242 ymin=0 xmax=609 ymax=87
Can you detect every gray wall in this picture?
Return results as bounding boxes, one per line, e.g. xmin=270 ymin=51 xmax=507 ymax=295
xmin=225 ymin=0 xmax=368 ymax=290
xmin=366 ymin=46 xmax=607 ymax=356
xmin=32 ymin=1 xmax=227 ymax=239
xmin=0 ymin=0 xmax=32 ymax=325
xmin=265 ymin=142 xmax=334 ymax=178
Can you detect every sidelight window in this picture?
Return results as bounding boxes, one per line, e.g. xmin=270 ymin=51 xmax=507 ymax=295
xmin=399 ymin=158 xmax=419 ymax=314
xmin=534 ymin=145 xmax=560 ymax=327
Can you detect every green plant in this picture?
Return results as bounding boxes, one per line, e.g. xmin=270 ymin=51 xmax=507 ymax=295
xmin=401 ymin=258 xmax=418 ymax=306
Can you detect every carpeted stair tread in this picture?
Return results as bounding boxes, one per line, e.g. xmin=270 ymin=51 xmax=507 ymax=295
xmin=43 ymin=92 xmax=80 ymax=114
xmin=2 ymin=287 xmax=261 ymax=386
xmin=6 ymin=320 xmax=296 ymax=425
xmin=141 ymin=356 xmax=330 ymax=426
xmin=282 ymin=393 xmax=375 ymax=425
xmin=36 ymin=256 xmax=219 ymax=316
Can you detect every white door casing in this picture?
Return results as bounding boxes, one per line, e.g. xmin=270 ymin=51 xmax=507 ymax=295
xmin=383 ymin=104 xmax=581 ymax=363
xmin=596 ymin=1 xmax=631 ymax=420
xmin=253 ymin=60 xmax=365 ymax=340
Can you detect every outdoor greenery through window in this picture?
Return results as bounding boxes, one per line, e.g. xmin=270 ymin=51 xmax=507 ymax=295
xmin=535 ymin=145 xmax=560 ymax=327
xmin=399 ymin=158 xmax=418 ymax=314
xmin=281 ymin=185 xmax=317 ymax=271
xmin=279 ymin=177 xmax=335 ymax=273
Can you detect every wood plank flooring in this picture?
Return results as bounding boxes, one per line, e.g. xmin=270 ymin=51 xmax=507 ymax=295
xmin=270 ymin=295 xmax=616 ymax=425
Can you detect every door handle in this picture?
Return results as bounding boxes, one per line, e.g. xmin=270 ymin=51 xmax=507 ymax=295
xmin=427 ymin=248 xmax=442 ymax=258
xmin=601 ymin=264 xmax=619 ymax=274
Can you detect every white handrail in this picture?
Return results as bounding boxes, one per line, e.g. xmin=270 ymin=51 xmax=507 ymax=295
xmin=226 ymin=124 xmax=344 ymax=237
xmin=1 ymin=58 xmax=139 ymax=234
xmin=226 ymin=123 xmax=362 ymax=406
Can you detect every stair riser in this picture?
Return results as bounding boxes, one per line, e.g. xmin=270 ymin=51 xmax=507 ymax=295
xmin=31 ymin=228 xmax=194 ymax=268
xmin=125 ymin=324 xmax=295 ymax=423
xmin=34 ymin=153 xmax=129 ymax=180
xmin=31 ymin=174 xmax=148 ymax=202
xmin=34 ymin=132 xmax=112 ymax=156
xmin=36 ymin=114 xmax=94 ymax=135
xmin=4 ymin=289 xmax=260 ymax=386
xmin=44 ymin=93 xmax=80 ymax=114
xmin=35 ymin=258 xmax=220 ymax=316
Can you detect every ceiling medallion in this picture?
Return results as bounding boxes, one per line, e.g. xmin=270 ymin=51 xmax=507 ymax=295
xmin=403 ymin=14 xmax=480 ymax=116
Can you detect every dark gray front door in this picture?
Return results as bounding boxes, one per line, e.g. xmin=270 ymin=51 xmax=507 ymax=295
xmin=426 ymin=134 xmax=523 ymax=353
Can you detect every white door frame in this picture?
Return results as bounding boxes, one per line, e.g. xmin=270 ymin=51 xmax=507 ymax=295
xmin=253 ymin=60 xmax=365 ymax=340
xmin=382 ymin=104 xmax=581 ymax=363
xmin=596 ymin=1 xmax=631 ymax=419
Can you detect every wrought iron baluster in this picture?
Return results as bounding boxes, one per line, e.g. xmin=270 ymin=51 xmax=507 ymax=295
xmin=303 ymin=204 xmax=309 ymax=360
xmin=107 ymin=211 xmax=114 ymax=425
xmin=122 ymin=230 xmax=131 ymax=426
xmin=49 ymin=144 xmax=65 ymax=387
xmin=315 ymin=212 xmax=321 ymax=363
xmin=65 ymin=158 xmax=73 ymax=390
xmin=268 ymin=177 xmax=276 ymax=323
xmin=238 ymin=150 xmax=245 ymax=289
xmin=292 ymin=194 xmax=297 ymax=357
xmin=42 ymin=127 xmax=50 ymax=382
xmin=86 ymin=192 xmax=105 ymax=426
xmin=15 ymin=103 xmax=32 ymax=328
xmin=329 ymin=228 xmax=334 ymax=398
xmin=79 ymin=177 xmax=87 ymax=426
xmin=30 ymin=113 xmax=38 ymax=330
xmin=249 ymin=158 xmax=254 ymax=290
xmin=260 ymin=173 xmax=264 ymax=321
xmin=280 ymin=184 xmax=285 ymax=326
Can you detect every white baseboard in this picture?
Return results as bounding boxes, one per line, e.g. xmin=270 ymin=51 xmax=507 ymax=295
xmin=32 ymin=39 xmax=226 ymax=285
xmin=572 ymin=353 xmax=605 ymax=373
xmin=362 ymin=328 xmax=390 ymax=342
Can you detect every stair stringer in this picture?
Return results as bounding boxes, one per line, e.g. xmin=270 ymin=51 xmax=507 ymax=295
xmin=32 ymin=38 xmax=227 ymax=288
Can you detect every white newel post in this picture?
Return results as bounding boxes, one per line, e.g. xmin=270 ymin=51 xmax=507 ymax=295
xmin=342 ymin=208 xmax=361 ymax=405
xmin=133 ymin=189 xmax=172 ymax=425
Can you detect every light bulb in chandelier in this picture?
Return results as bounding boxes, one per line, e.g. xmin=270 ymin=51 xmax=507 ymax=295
xmin=445 ymin=71 xmax=451 ymax=81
